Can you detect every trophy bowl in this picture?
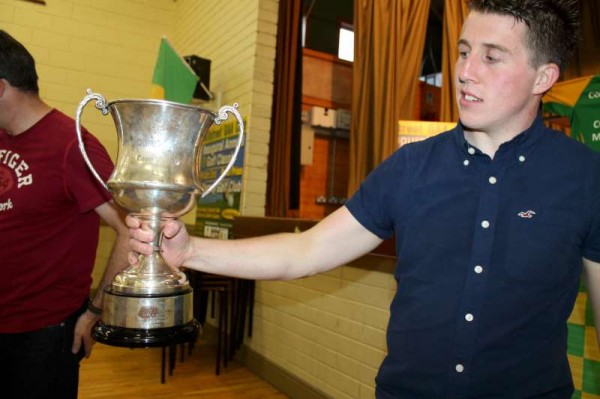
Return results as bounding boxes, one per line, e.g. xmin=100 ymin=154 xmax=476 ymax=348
xmin=76 ymin=90 xmax=244 ymax=347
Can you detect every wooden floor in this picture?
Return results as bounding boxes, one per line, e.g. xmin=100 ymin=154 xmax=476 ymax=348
xmin=79 ymin=338 xmax=289 ymax=399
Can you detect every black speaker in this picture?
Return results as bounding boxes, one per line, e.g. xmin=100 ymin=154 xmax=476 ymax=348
xmin=184 ymin=55 xmax=212 ymax=101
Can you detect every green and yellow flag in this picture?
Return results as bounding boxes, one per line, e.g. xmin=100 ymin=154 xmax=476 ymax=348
xmin=150 ymin=38 xmax=198 ymax=104
xmin=543 ymin=75 xmax=600 ymax=151
xmin=543 ymin=76 xmax=600 ymax=398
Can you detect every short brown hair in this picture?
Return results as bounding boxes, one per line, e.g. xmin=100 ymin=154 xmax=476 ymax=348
xmin=466 ymin=0 xmax=581 ymax=72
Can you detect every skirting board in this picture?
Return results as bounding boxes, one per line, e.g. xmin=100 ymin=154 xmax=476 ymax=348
xmin=239 ymin=345 xmax=331 ymax=399
xmin=202 ymin=323 xmax=330 ymax=399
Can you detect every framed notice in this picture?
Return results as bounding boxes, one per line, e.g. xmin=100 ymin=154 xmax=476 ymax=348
xmin=195 ymin=117 xmax=246 ymax=239
xmin=397 ymin=120 xmax=456 ymax=148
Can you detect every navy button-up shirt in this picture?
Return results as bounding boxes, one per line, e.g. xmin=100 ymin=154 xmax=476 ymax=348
xmin=345 ymin=115 xmax=600 ymax=398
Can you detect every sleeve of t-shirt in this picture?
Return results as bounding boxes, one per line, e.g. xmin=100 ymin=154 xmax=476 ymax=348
xmin=345 ymin=149 xmax=409 ymax=241
xmin=64 ymin=129 xmax=114 ymax=213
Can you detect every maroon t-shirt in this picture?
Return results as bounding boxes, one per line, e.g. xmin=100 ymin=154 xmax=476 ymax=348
xmin=0 ymin=109 xmax=113 ymax=333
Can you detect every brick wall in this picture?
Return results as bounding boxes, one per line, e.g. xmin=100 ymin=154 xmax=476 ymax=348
xmin=250 ymin=259 xmax=396 ymax=398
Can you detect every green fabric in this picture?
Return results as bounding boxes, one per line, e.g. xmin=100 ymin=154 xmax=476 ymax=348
xmin=568 ymin=323 xmax=585 ymax=357
xmin=542 ymin=101 xmax=574 ymax=118
xmin=570 ymin=76 xmax=600 ymax=152
xmin=151 ymin=38 xmax=198 ymax=104
xmin=549 ymin=80 xmax=600 ymax=398
xmin=568 ymin=278 xmax=600 ymax=398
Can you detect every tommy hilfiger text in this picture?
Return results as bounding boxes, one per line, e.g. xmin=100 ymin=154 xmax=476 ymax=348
xmin=0 ymin=149 xmax=32 ymax=188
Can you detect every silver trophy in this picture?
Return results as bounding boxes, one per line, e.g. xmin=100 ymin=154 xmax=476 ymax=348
xmin=76 ymin=89 xmax=244 ymax=347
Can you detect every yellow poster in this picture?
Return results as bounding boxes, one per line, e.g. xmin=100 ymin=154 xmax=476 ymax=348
xmin=397 ymin=120 xmax=456 ymax=148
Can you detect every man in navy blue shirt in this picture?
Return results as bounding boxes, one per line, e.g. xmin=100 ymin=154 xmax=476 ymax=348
xmin=127 ymin=0 xmax=600 ymax=397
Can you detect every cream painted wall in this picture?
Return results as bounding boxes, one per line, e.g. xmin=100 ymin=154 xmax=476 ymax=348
xmin=0 ymin=1 xmax=395 ymax=398
xmin=0 ymin=0 xmax=179 ymax=295
xmin=0 ymin=0 xmax=176 ymax=156
xmin=170 ymin=0 xmax=275 ymax=217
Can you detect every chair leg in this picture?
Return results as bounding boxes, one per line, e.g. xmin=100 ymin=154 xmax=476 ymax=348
xmin=222 ymin=288 xmax=229 ymax=369
xmin=215 ymin=291 xmax=223 ymax=375
xmin=236 ymin=281 xmax=247 ymax=350
xmin=196 ymin=276 xmax=252 ymax=375
xmin=248 ymin=280 xmax=255 ymax=338
xmin=210 ymin=291 xmax=216 ymax=318
xmin=169 ymin=342 xmax=176 ymax=375
xmin=161 ymin=346 xmax=166 ymax=384
xmin=229 ymin=281 xmax=240 ymax=358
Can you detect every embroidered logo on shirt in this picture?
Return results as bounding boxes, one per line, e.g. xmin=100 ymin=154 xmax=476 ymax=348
xmin=517 ymin=210 xmax=536 ymax=219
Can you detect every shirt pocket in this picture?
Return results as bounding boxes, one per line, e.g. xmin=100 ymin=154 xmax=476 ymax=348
xmin=503 ymin=207 xmax=583 ymax=284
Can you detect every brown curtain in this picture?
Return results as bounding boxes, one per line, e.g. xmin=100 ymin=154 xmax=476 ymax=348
xmin=266 ymin=0 xmax=302 ymax=217
xmin=440 ymin=0 xmax=469 ymax=122
xmin=348 ymin=0 xmax=431 ymax=196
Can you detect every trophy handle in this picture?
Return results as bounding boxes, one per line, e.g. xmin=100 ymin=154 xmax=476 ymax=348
xmin=201 ymin=103 xmax=245 ymax=198
xmin=75 ymin=89 xmax=110 ymax=190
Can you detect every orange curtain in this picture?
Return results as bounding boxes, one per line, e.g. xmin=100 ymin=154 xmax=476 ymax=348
xmin=349 ymin=0 xmax=431 ymax=196
xmin=266 ymin=0 xmax=302 ymax=217
xmin=440 ymin=0 xmax=469 ymax=123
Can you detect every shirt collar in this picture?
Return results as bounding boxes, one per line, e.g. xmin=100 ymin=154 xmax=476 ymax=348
xmin=454 ymin=113 xmax=547 ymax=163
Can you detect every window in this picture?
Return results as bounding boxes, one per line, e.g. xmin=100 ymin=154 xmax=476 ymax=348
xmin=302 ymin=15 xmax=307 ymax=47
xmin=420 ymin=72 xmax=443 ymax=88
xmin=338 ymin=24 xmax=354 ymax=62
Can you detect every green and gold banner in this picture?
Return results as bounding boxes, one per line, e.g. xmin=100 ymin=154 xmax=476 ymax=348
xmin=195 ymin=117 xmax=246 ymax=239
xmin=544 ymin=76 xmax=600 ymax=398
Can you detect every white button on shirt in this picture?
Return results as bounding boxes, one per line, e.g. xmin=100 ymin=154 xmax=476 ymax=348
xmin=489 ymin=176 xmax=497 ymax=184
xmin=481 ymin=220 xmax=490 ymax=228
xmin=455 ymin=364 xmax=465 ymax=373
xmin=465 ymin=313 xmax=474 ymax=322
xmin=474 ymin=265 xmax=483 ymax=274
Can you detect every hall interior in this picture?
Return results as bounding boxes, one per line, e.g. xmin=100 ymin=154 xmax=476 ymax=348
xmin=2 ymin=0 xmax=599 ymax=398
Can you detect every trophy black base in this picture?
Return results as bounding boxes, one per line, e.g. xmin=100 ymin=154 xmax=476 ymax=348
xmin=93 ymin=319 xmax=201 ymax=348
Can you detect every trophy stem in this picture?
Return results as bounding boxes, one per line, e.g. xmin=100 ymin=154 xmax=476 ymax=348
xmin=139 ymin=215 xmax=174 ymax=276
xmin=111 ymin=215 xmax=187 ymax=295
xmin=146 ymin=215 xmax=163 ymax=251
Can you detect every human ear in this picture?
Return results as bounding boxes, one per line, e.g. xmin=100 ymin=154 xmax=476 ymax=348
xmin=532 ymin=63 xmax=560 ymax=95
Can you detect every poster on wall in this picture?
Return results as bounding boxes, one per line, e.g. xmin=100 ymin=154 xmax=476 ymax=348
xmin=195 ymin=117 xmax=246 ymax=239
xmin=397 ymin=120 xmax=456 ymax=148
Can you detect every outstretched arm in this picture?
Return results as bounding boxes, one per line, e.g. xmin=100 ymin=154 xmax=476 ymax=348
xmin=127 ymin=206 xmax=384 ymax=281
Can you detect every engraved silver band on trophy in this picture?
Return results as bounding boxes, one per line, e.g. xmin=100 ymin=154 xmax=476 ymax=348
xmin=75 ymin=89 xmax=244 ymax=347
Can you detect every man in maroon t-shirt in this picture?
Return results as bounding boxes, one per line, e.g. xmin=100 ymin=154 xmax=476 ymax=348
xmin=0 ymin=30 xmax=130 ymax=399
